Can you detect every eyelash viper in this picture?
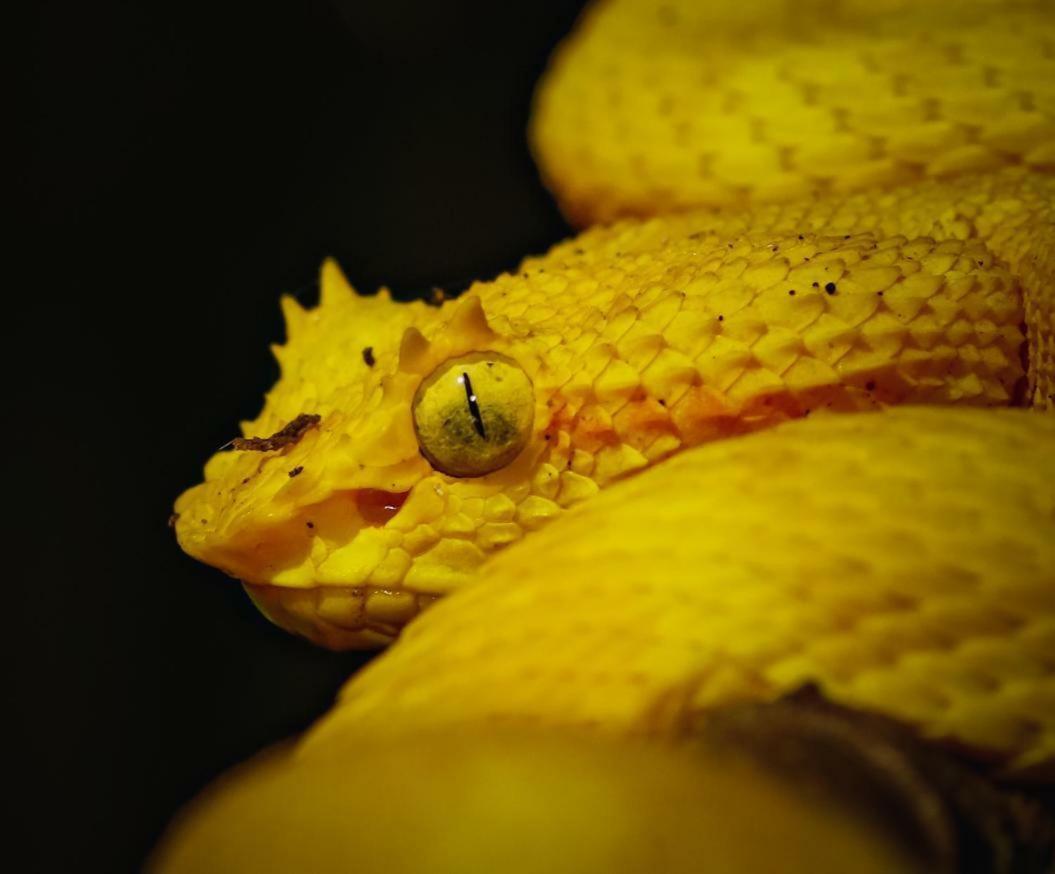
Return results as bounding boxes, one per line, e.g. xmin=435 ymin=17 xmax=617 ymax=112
xmin=160 ymin=0 xmax=1055 ymax=870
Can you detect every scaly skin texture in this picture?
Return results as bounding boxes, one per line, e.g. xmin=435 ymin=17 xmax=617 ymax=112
xmin=305 ymin=408 xmax=1055 ymax=778
xmin=532 ymin=0 xmax=1055 ymax=226
xmin=174 ymin=169 xmax=1053 ymax=648
xmin=160 ymin=1 xmax=1055 ymax=868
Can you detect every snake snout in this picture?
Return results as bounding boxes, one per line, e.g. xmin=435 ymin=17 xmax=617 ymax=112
xmin=175 ymin=483 xmax=411 ymax=587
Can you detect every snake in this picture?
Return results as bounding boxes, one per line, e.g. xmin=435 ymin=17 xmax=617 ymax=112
xmin=159 ymin=0 xmax=1055 ymax=870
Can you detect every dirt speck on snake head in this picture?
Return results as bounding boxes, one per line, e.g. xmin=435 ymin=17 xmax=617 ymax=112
xmin=231 ymin=413 xmax=321 ymax=453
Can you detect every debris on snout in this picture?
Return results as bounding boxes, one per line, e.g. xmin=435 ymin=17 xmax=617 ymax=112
xmin=231 ymin=413 xmax=321 ymax=452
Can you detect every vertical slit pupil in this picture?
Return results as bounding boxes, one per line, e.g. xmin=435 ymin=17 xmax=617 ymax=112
xmin=462 ymin=371 xmax=486 ymax=438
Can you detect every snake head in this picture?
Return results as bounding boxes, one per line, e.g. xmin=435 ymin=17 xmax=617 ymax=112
xmin=176 ymin=200 xmax=1033 ymax=650
xmin=173 ymin=259 xmax=577 ymax=649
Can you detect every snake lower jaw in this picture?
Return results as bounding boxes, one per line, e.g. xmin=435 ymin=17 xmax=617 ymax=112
xmin=227 ymin=483 xmax=482 ymax=649
xmin=177 ymin=481 xmax=467 ymax=647
xmin=244 ymin=581 xmax=443 ymax=650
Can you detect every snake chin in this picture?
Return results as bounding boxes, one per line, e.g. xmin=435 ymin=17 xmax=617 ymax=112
xmin=243 ymin=581 xmax=440 ymax=650
xmin=232 ymin=483 xmax=484 ymax=649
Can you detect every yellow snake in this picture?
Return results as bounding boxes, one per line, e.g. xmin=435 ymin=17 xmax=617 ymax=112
xmin=158 ymin=0 xmax=1055 ymax=870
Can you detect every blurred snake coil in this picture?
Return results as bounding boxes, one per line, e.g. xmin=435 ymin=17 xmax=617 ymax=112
xmin=164 ymin=0 xmax=1055 ymax=869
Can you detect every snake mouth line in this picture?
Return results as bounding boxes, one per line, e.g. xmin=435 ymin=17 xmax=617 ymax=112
xmin=178 ymin=486 xmax=415 ymax=591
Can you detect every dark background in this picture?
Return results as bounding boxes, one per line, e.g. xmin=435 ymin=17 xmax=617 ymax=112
xmin=23 ymin=1 xmax=585 ymax=869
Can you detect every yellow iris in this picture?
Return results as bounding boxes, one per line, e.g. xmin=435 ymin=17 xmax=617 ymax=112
xmin=412 ymin=352 xmax=534 ymax=477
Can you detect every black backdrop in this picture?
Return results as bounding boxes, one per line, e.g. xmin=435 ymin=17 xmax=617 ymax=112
xmin=23 ymin=1 xmax=585 ymax=870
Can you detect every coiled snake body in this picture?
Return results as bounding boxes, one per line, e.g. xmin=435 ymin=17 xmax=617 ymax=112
xmin=160 ymin=1 xmax=1055 ymax=870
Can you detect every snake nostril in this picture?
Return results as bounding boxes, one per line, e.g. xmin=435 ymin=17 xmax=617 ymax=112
xmin=357 ymin=489 xmax=409 ymax=526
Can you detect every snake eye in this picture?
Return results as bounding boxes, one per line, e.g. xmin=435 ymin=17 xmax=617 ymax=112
xmin=412 ymin=352 xmax=534 ymax=477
